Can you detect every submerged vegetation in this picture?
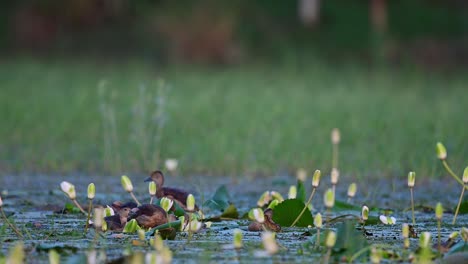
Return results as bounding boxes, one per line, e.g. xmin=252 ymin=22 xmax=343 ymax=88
xmin=1 ymin=130 xmax=467 ymax=263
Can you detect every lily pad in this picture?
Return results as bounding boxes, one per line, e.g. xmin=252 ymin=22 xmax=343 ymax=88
xmin=333 ymin=220 xmax=368 ymax=258
xmin=455 ymin=201 xmax=468 ymax=214
xmin=272 ymin=199 xmax=313 ymax=227
xmin=203 ymin=185 xmax=231 ymax=211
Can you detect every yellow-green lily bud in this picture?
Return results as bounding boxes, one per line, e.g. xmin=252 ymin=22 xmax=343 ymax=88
xmin=370 ymin=246 xmax=381 ymax=264
xmin=347 ymin=183 xmax=357 ymax=198
xmin=186 ymin=194 xmax=196 ymax=212
xmin=123 ymin=219 xmax=140 ymax=233
xmin=435 ymin=202 xmax=443 ymax=220
xmin=149 ymin=181 xmax=157 ymax=196
xmin=249 ymin=208 xmax=265 ymax=223
xmin=296 ymin=168 xmax=307 ymax=182
xmin=7 ymin=242 xmax=25 ymax=264
xmin=419 ymin=232 xmax=431 ymax=248
xmin=104 ymin=205 xmax=114 ymax=217
xmin=160 ymin=197 xmax=173 ymax=212
xmin=60 ymin=181 xmax=76 ymax=200
xmin=331 ymin=128 xmax=340 ymax=144
xmin=331 ymin=168 xmax=339 ymax=185
xmin=326 ymin=231 xmax=337 ymax=248
xmin=288 ymin=185 xmax=297 ymax=199
xmin=267 ymin=199 xmax=280 ymax=209
xmin=137 ymin=229 xmax=145 ymax=241
xmin=461 ymin=227 xmax=468 ymax=242
xmin=121 ymin=175 xmax=133 ymax=192
xmin=324 ymin=188 xmax=335 ymax=209
xmin=436 ymin=142 xmax=447 ymax=160
xmin=159 ymin=247 xmax=173 ymax=264
xmin=87 ymin=183 xmax=95 ymax=200
xmin=402 ymin=223 xmax=409 ymax=238
xmin=449 ymin=232 xmax=459 ymax=240
xmin=178 ymin=216 xmax=185 ymax=231
xmin=233 ymin=229 xmax=243 ymax=249
xmin=257 ymin=191 xmax=271 ymax=207
xmin=270 ymin=191 xmax=284 ymax=202
xmin=187 ymin=219 xmax=203 ymax=232
xmin=312 ymin=170 xmax=321 ymax=188
xmin=463 ymin=166 xmax=468 ymax=184
xmin=49 ymin=249 xmax=60 ymax=264
xmin=362 ymin=205 xmax=369 ymax=221
xmin=314 ymin=213 xmax=322 ymax=228
xmin=262 ymin=231 xmax=278 ymax=255
xmin=153 ymin=234 xmax=164 ymax=251
xmin=407 ymin=171 xmax=415 ymax=188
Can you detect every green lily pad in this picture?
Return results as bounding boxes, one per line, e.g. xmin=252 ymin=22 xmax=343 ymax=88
xmin=220 ymin=204 xmax=239 ymax=219
xmin=333 ymin=200 xmax=361 ymax=211
xmin=272 ymin=199 xmax=313 ymax=227
xmin=447 ymin=241 xmax=468 ymax=255
xmin=203 ymin=185 xmax=231 ymax=211
xmin=455 ymin=201 xmax=468 ymax=214
xmin=146 ymin=220 xmax=182 ymax=237
xmin=333 ymin=220 xmax=368 ymax=258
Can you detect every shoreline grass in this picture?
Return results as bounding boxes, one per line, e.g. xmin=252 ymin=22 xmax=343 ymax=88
xmin=0 ymin=59 xmax=467 ymax=177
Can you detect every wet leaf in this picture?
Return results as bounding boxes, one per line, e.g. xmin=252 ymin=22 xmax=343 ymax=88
xmin=447 ymin=241 xmax=468 ymax=255
xmin=154 ymin=198 xmax=185 ymax=217
xmin=36 ymin=244 xmax=79 ymax=254
xmin=333 ymin=221 xmax=368 ymax=259
xmin=203 ymin=185 xmax=231 ymax=211
xmin=456 ymin=201 xmax=468 ymax=214
xmin=272 ymin=199 xmax=313 ymax=227
xmin=220 ymin=204 xmax=239 ymax=219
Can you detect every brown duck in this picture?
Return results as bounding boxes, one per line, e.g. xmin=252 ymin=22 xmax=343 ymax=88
xmin=145 ymin=170 xmax=198 ymax=211
xmin=104 ymin=202 xmax=137 ymax=231
xmin=127 ymin=204 xmax=169 ymax=229
xmin=248 ymin=208 xmax=281 ymax=232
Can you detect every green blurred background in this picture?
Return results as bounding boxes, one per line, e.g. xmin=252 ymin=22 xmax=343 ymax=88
xmin=1 ymin=0 xmax=467 ymax=179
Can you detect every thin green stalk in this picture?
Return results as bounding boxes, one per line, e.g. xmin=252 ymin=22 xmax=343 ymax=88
xmin=442 ymin=160 xmax=468 ymax=189
xmin=72 ymin=199 xmax=87 ymax=214
xmin=85 ymin=199 xmax=93 ymax=232
xmin=316 ymin=228 xmax=321 ymax=246
xmin=453 ymin=186 xmax=465 ymax=224
xmin=410 ymin=188 xmax=415 ymax=225
xmin=437 ymin=219 xmax=441 ymax=257
xmin=0 ymin=208 xmax=23 ymax=238
xmin=332 ymin=144 xmax=338 ymax=169
xmin=323 ymin=247 xmax=331 ymax=264
xmin=129 ymin=192 xmax=141 ymax=206
xmin=290 ymin=187 xmax=316 ymax=227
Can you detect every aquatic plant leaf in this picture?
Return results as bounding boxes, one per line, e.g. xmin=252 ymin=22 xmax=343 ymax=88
xmin=296 ymin=180 xmax=306 ymax=203
xmin=63 ymin=203 xmax=82 ymax=214
xmin=203 ymin=185 xmax=231 ymax=211
xmin=220 ymin=204 xmax=239 ymax=219
xmin=36 ymin=244 xmax=78 ymax=254
xmin=455 ymin=201 xmax=468 ymax=214
xmin=154 ymin=199 xmax=185 ymax=217
xmin=146 ymin=220 xmax=182 ymax=236
xmin=272 ymin=199 xmax=313 ymax=227
xmin=333 ymin=200 xmax=361 ymax=211
xmin=333 ymin=221 xmax=368 ymax=258
xmin=446 ymin=241 xmax=468 ymax=255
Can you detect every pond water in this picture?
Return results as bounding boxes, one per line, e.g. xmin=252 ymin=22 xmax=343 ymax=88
xmin=1 ymin=173 xmax=467 ymax=263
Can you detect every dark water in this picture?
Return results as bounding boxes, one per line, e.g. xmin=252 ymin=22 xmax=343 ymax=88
xmin=1 ymin=174 xmax=467 ymax=263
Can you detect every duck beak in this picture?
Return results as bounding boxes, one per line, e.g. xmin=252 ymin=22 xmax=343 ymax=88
xmin=144 ymin=176 xmax=153 ymax=182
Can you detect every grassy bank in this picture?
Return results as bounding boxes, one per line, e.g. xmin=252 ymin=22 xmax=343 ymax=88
xmin=0 ymin=59 xmax=466 ymax=178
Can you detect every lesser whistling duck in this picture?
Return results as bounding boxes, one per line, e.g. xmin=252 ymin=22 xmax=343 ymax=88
xmin=144 ymin=170 xmax=198 ymax=211
xmin=104 ymin=202 xmax=137 ymax=231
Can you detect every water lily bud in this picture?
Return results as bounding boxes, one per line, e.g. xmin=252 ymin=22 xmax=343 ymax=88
xmin=262 ymin=231 xmax=279 ymax=254
xmin=7 ymin=242 xmax=25 ymax=264
xmin=87 ymin=183 xmax=95 ymax=200
xmin=347 ymin=183 xmax=357 ymax=198
xmin=102 ymin=219 xmax=107 ymax=232
xmin=49 ymin=249 xmax=60 ymax=264
xmin=435 ymin=202 xmax=443 ymax=220
xmin=463 ymin=166 xmax=468 ymax=184
xmin=153 ymin=234 xmax=164 ymax=251
xmin=104 ymin=206 xmax=114 ymax=217
xmin=402 ymin=223 xmax=409 ymax=238
xmin=188 ymin=219 xmax=203 ymax=232
xmin=249 ymin=208 xmax=265 ymax=223
xmin=362 ymin=206 xmax=369 ymax=221
xmin=137 ymin=229 xmax=145 ymax=241
xmin=407 ymin=172 xmax=415 ymax=188
xmin=123 ymin=219 xmax=140 ymax=233
xmin=379 ymin=215 xmax=396 ymax=225
xmin=186 ymin=194 xmax=196 ymax=212
xmin=0 ymin=195 xmax=3 ymax=207
xmin=160 ymin=197 xmax=173 ymax=212
xmin=165 ymin=158 xmax=179 ymax=172
xmin=312 ymin=170 xmax=321 ymax=188
xmin=178 ymin=216 xmax=186 ymax=231
xmin=331 ymin=128 xmax=340 ymax=144
xmin=257 ymin=191 xmax=271 ymax=207
xmin=159 ymin=247 xmax=173 ymax=264
xmin=233 ymin=229 xmax=243 ymax=249
xmin=326 ymin=231 xmax=337 ymax=248
xmin=288 ymin=185 xmax=297 ymax=199
xmin=461 ymin=227 xmax=468 ymax=242
xmin=404 ymin=238 xmax=410 ymax=249
xmin=370 ymin=246 xmax=381 ymax=264
xmin=324 ymin=188 xmax=335 ymax=209
xmin=93 ymin=207 xmax=104 ymax=229
xmin=296 ymin=168 xmax=307 ymax=182
xmin=330 ymin=168 xmax=339 ymax=185
xmin=60 ymin=181 xmax=76 ymax=200
xmin=267 ymin=199 xmax=280 ymax=209
xmin=419 ymin=232 xmax=431 ymax=248
xmin=121 ymin=175 xmax=133 ymax=192
xmin=436 ymin=142 xmax=447 ymax=160
xmin=314 ymin=213 xmax=322 ymax=228
xmin=149 ymin=181 xmax=157 ymax=196
xmin=449 ymin=232 xmax=459 ymax=240
xmin=270 ymin=191 xmax=284 ymax=202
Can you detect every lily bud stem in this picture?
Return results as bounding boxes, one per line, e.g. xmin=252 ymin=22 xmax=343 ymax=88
xmin=85 ymin=199 xmax=93 ymax=232
xmin=410 ymin=188 xmax=415 ymax=225
xmin=129 ymin=191 xmax=141 ymax=206
xmin=453 ymin=186 xmax=466 ymax=225
xmin=442 ymin=160 xmax=468 ymax=189
xmin=290 ymin=187 xmax=317 ymax=227
xmin=72 ymin=199 xmax=87 ymax=214
xmin=0 ymin=207 xmax=23 ymax=238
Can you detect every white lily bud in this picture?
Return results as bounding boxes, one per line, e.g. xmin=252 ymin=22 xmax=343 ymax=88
xmin=331 ymin=128 xmax=340 ymax=144
xmin=160 ymin=197 xmax=174 ymax=212
xmin=407 ymin=172 xmax=415 ymax=188
xmin=186 ymin=194 xmax=196 ymax=212
xmin=87 ymin=183 xmax=95 ymax=200
xmin=149 ymin=181 xmax=157 ymax=196
xmin=326 ymin=231 xmax=337 ymax=248
xmin=314 ymin=213 xmax=322 ymax=228
xmin=165 ymin=159 xmax=179 ymax=172
xmin=330 ymin=168 xmax=339 ymax=185
xmin=121 ymin=175 xmax=133 ymax=192
xmin=233 ymin=229 xmax=243 ymax=249
xmin=463 ymin=166 xmax=468 ymax=184
xmin=257 ymin=191 xmax=272 ymax=207
xmin=312 ymin=170 xmax=321 ymax=188
xmin=362 ymin=206 xmax=369 ymax=221
xmin=419 ymin=232 xmax=431 ymax=248
xmin=93 ymin=207 xmax=104 ymax=229
xmin=288 ymin=185 xmax=297 ymax=199
xmin=296 ymin=168 xmax=307 ymax=182
xmin=435 ymin=202 xmax=443 ymax=220
xmin=60 ymin=181 xmax=76 ymax=200
xmin=249 ymin=208 xmax=265 ymax=224
xmin=402 ymin=223 xmax=409 ymax=239
xmin=324 ymin=188 xmax=335 ymax=208
xmin=262 ymin=231 xmax=279 ymax=255
xmin=347 ymin=183 xmax=357 ymax=198
xmin=436 ymin=142 xmax=447 ymax=160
